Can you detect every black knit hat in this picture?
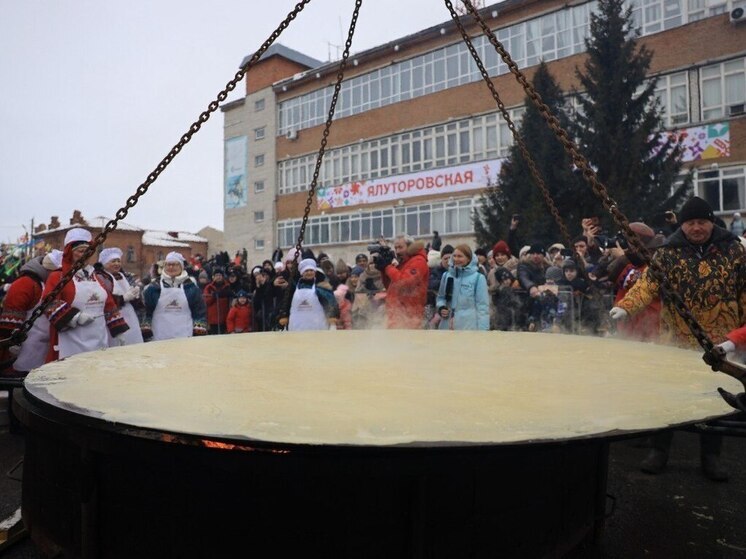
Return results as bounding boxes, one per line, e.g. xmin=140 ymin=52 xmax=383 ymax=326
xmin=678 ymin=196 xmax=714 ymax=224
xmin=527 ymin=243 xmax=545 ymax=255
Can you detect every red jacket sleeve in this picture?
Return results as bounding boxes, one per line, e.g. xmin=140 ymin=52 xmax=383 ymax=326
xmin=0 ymin=277 xmax=42 ymax=335
xmin=727 ymin=325 xmax=746 ymax=347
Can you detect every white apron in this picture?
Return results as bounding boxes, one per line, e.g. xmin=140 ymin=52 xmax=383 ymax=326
xmin=58 ymin=274 xmax=108 ymax=359
xmin=107 ymin=271 xmax=143 ymax=346
xmin=288 ymin=284 xmax=328 ymax=331
xmin=152 ymin=280 xmax=193 ymax=341
xmin=13 ymin=302 xmax=50 ymax=372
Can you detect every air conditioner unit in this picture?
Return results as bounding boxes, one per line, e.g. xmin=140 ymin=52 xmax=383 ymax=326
xmin=285 ymin=129 xmax=298 ymax=140
xmin=727 ymin=103 xmax=746 ymax=116
xmin=730 ymin=6 xmax=745 ymax=23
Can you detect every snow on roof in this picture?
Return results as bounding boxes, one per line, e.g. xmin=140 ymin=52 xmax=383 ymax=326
xmin=141 ymin=230 xmax=208 ymax=248
xmin=89 ymin=216 xmax=143 ymax=231
xmin=37 ymin=218 xmax=143 ymax=235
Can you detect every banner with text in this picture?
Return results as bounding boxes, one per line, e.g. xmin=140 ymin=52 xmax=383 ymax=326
xmin=317 ymin=159 xmax=503 ymax=210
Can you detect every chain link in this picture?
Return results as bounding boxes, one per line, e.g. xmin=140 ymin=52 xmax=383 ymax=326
xmin=1 ymin=0 xmax=312 ymax=349
xmin=445 ymin=0 xmax=577 ymax=262
xmin=459 ymin=0 xmax=720 ymax=359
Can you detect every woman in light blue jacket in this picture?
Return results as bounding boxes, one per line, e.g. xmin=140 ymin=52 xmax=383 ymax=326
xmin=436 ymin=245 xmax=489 ymax=331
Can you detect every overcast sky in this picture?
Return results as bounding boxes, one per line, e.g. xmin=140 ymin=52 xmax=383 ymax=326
xmin=0 ymin=0 xmax=466 ymax=244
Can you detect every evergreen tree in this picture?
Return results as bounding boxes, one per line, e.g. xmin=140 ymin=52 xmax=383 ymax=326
xmin=570 ymin=0 xmax=691 ymax=226
xmin=473 ymin=61 xmax=585 ymax=247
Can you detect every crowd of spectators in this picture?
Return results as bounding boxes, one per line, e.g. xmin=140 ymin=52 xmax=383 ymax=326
xmin=1 ymin=203 xmax=744 ymax=364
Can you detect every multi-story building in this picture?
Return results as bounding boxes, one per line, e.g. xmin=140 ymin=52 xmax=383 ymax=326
xmin=221 ymin=45 xmax=322 ymax=265
xmin=223 ymin=0 xmax=746 ymax=264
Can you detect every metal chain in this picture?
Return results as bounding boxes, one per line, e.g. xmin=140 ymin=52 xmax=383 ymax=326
xmin=444 ymin=0 xmax=577 ymax=262
xmin=276 ymin=0 xmax=363 ymax=328
xmin=291 ymin=0 xmax=363 ymax=269
xmin=459 ymin=0 xmax=720 ymax=359
xmin=1 ymin=0 xmax=312 ymax=349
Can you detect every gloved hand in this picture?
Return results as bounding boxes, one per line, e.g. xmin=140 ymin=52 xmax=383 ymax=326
xmin=122 ymin=286 xmax=140 ymax=303
xmin=73 ymin=312 xmax=95 ymax=327
xmin=716 ymin=340 xmax=736 ymax=354
xmin=8 ymin=345 xmax=22 ymax=357
xmin=609 ymin=307 xmax=628 ymax=321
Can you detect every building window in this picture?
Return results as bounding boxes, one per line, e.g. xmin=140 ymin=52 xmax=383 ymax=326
xmin=254 ymin=127 xmax=266 ymax=141
xmin=254 ymin=239 xmax=265 ymax=251
xmin=701 ymin=57 xmax=746 ymax=121
xmin=276 ymin=0 xmax=742 ymax=135
xmin=126 ymin=246 xmax=136 ymax=263
xmin=278 ymin=108 xmax=523 ymax=195
xmin=254 ymin=98 xmax=265 ymax=112
xmin=254 ymin=180 xmax=265 ymax=193
xmin=255 ymin=154 xmax=265 ymax=167
xmin=157 ymin=251 xmax=164 ymax=262
xmin=276 ymin=197 xmax=477 ymax=247
xmin=698 ymin=166 xmax=746 ymax=213
xmin=654 ymin=71 xmax=690 ymax=126
xmin=254 ymin=211 xmax=265 ymax=223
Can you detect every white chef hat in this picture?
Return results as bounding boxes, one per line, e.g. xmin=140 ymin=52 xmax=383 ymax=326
xmin=165 ymin=251 xmax=185 ymax=264
xmin=298 ymin=258 xmax=317 ymax=275
xmin=42 ymin=249 xmax=64 ymax=271
xmin=64 ymin=228 xmax=92 ymax=247
xmin=98 ymin=247 xmax=123 ymax=265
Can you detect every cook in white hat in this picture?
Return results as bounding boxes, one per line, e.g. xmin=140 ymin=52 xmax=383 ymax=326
xmin=95 ymin=247 xmax=143 ymax=347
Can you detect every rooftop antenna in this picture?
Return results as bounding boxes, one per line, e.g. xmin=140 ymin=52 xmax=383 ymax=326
xmin=326 ymin=15 xmax=346 ymax=61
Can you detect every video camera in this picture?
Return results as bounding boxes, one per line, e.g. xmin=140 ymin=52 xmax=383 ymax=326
xmin=368 ymin=243 xmax=394 ymax=269
xmin=598 ymin=233 xmax=628 ymax=250
xmin=367 ymin=243 xmax=393 ymax=257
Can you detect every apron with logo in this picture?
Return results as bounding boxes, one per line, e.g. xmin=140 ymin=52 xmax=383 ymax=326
xmin=58 ymin=275 xmax=108 ymax=359
xmin=288 ymin=284 xmax=328 ymax=331
xmin=14 ymin=295 xmax=50 ymax=372
xmin=107 ymin=271 xmax=143 ymax=346
xmin=152 ymin=280 xmax=193 ymax=341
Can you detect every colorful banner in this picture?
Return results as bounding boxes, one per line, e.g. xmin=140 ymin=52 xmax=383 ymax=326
xmin=224 ymin=136 xmax=248 ymax=209
xmin=656 ymin=122 xmax=730 ymax=162
xmin=317 ymin=159 xmax=503 ymax=210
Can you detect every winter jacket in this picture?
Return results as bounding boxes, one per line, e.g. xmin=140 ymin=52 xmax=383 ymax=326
xmin=516 ymin=260 xmax=548 ymax=292
xmin=428 ymin=265 xmax=448 ymax=306
xmin=203 ymin=281 xmax=232 ymax=326
xmin=382 ymin=241 xmax=429 ymax=329
xmin=0 ymin=258 xmax=49 ymax=369
xmin=43 ymin=246 xmax=129 ymax=362
xmin=436 ymin=255 xmax=489 ymax=331
xmin=613 ymin=262 xmax=660 ymax=342
xmin=617 ymin=226 xmax=746 ymax=348
xmin=334 ymin=284 xmax=353 ymax=330
xmin=142 ymin=272 xmax=207 ymax=336
xmin=280 ymin=271 xmax=340 ymax=322
xmin=226 ymin=303 xmax=253 ymax=333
